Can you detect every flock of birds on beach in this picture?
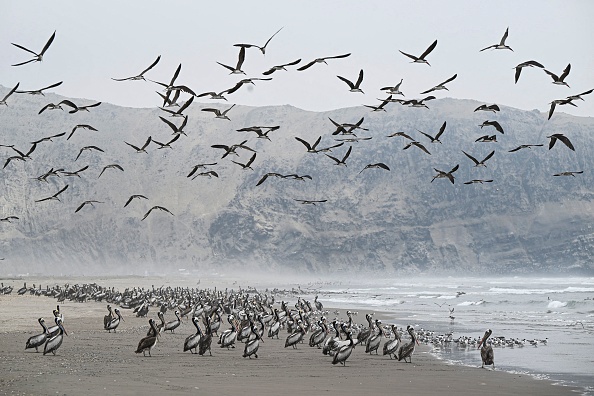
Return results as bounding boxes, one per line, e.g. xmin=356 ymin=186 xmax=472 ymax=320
xmin=3 ymin=281 xmax=551 ymax=369
xmin=0 ymin=26 xmax=591 ymax=242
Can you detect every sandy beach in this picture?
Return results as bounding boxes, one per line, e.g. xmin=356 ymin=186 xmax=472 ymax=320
xmin=0 ymin=278 xmax=579 ymax=396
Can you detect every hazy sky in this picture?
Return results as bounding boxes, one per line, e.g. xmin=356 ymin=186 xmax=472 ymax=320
xmin=1 ymin=1 xmax=593 ymax=117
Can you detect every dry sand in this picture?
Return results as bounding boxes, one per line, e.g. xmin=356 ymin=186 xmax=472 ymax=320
xmin=0 ymin=278 xmax=578 ymax=396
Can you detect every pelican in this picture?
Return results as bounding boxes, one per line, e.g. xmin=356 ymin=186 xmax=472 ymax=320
xmin=544 ymin=63 xmax=571 ymax=87
xmin=141 ymin=206 xmax=174 ymax=221
xmin=25 ymin=318 xmax=49 ymax=352
xmin=201 ymin=104 xmax=235 ymax=120
xmin=217 ymin=46 xmax=246 ymax=74
xmin=199 ymin=317 xmax=213 ymax=356
xmin=263 ymin=58 xmax=301 ymax=75
xmin=183 ymin=317 xmax=202 ymax=354
xmin=332 ymin=331 xmax=355 ymax=366
xmin=243 ymin=322 xmax=262 ymax=358
xmin=234 ymin=27 xmax=283 ymax=55
xmin=105 ymin=308 xmax=124 ymax=333
xmin=365 ymin=319 xmax=383 ymax=355
xmin=163 ymin=310 xmax=182 ymax=333
xmin=103 ymin=305 xmax=113 ymax=329
xmin=296 ymin=53 xmax=351 ymax=71
xmin=135 ymin=319 xmax=159 ymax=357
xmin=43 ymin=317 xmax=67 ymax=355
xmin=285 ymin=320 xmax=306 ymax=349
xmin=547 ymin=133 xmax=575 ymax=151
xmin=382 ymin=325 xmax=402 ymax=359
xmin=462 ymin=150 xmax=495 ymax=167
xmin=219 ymin=315 xmax=238 ymax=349
xmin=481 ymin=27 xmax=513 ymax=51
xmin=11 ymin=31 xmax=56 ymax=66
xmin=0 ymin=82 xmax=20 ymax=106
xmin=399 ymin=40 xmax=438 ymax=65
xmin=336 ymin=69 xmax=364 ymax=93
xmin=398 ymin=326 xmax=420 ymax=363
xmin=309 ymin=320 xmax=327 ymax=348
xmin=112 ymin=55 xmax=161 ymax=81
xmin=478 ymin=329 xmax=495 ymax=369
xmin=420 ymin=74 xmax=457 ymax=94
xmin=431 ymin=165 xmax=459 ymax=184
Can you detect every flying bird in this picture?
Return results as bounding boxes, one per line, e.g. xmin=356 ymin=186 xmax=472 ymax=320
xmin=60 ymin=165 xmax=89 ymax=177
xmin=234 ymin=27 xmax=283 ymax=55
xmin=112 ymin=55 xmax=161 ymax=81
xmin=160 ymin=96 xmax=194 ymax=117
xmin=462 ymin=150 xmax=495 ymax=167
xmin=225 ymin=78 xmax=273 ymax=95
xmin=417 ymin=121 xmax=446 ymax=143
xmin=364 ymin=95 xmax=392 ymax=112
xmin=159 ymin=115 xmax=188 ymax=135
xmin=566 ymin=89 xmax=593 ymax=102
xmin=35 ymin=185 xmax=69 ymax=203
xmin=11 ymin=31 xmax=56 ymax=66
xmin=514 ymin=60 xmax=545 ymax=84
xmin=187 ymin=163 xmax=218 ymax=178
xmin=196 ymin=90 xmax=230 ymax=101
xmin=152 ymin=134 xmax=180 ymax=149
xmin=231 ymin=153 xmax=257 ymax=170
xmin=141 ymin=206 xmax=174 ymax=221
xmin=548 ymin=98 xmax=576 ymax=120
xmin=464 ymin=179 xmax=494 ymax=185
xmin=0 ymin=216 xmax=19 ymax=223
xmin=399 ymin=40 xmax=438 ymax=65
xmin=217 ymin=46 xmax=246 ymax=74
xmin=380 ymin=79 xmax=405 ymax=96
xmin=475 ymin=135 xmax=497 ymax=143
xmin=479 ymin=120 xmax=504 ymax=134
xmin=256 ymin=172 xmax=284 ymax=186
xmin=420 ymin=74 xmax=457 ymax=94
xmin=431 ymin=165 xmax=459 ymax=184
xmin=125 ymin=136 xmax=152 ymax=153
xmin=508 ymin=144 xmax=543 ymax=153
xmin=480 ymin=27 xmax=513 ymax=51
xmin=547 ymin=134 xmax=575 ymax=151
xmin=0 ymin=82 xmax=20 ymax=106
xmin=474 ymin=104 xmax=500 ymax=113
xmin=329 ymin=117 xmax=367 ymax=135
xmin=75 ymin=146 xmax=104 ymax=161
xmin=67 ymin=102 xmax=101 ymax=114
xmin=387 ymin=131 xmax=414 ymax=140
xmin=402 ymin=95 xmax=436 ymax=108
xmin=359 ymin=163 xmax=390 ymax=174
xmin=11 ymin=143 xmax=37 ymax=160
xmin=124 ymin=194 xmax=148 ymax=208
xmin=38 ymin=100 xmax=77 ymax=114
xmin=294 ymin=199 xmax=327 ymax=205
xmin=553 ymin=171 xmax=583 ymax=177
xmin=211 ymin=140 xmax=255 ymax=159
xmin=296 ymin=53 xmax=351 ymax=71
xmin=262 ymin=59 xmax=301 ymax=75
xmin=16 ymin=81 xmax=63 ymax=96
xmin=98 ymin=164 xmax=124 ymax=178
xmin=67 ymin=124 xmax=98 ymax=140
xmin=201 ymin=104 xmax=236 ymax=120
xmin=544 ymin=63 xmax=571 ymax=87
xmin=336 ymin=69 xmax=364 ymax=93
xmin=75 ymin=200 xmax=103 ymax=213
xmin=403 ymin=141 xmax=431 ymax=155
xmin=325 ymin=146 xmax=352 ymax=166
xmin=191 ymin=171 xmax=218 ymax=179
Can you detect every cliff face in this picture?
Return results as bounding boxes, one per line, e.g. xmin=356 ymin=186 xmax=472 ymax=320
xmin=1 ymin=87 xmax=593 ymax=275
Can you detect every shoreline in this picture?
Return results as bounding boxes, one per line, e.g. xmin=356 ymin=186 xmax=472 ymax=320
xmin=0 ymin=277 xmax=581 ymax=396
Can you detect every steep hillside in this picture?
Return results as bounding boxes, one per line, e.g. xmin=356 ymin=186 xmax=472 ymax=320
xmin=1 ymin=87 xmax=593 ymax=275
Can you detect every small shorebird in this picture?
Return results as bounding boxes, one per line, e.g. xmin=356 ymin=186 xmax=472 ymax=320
xmin=75 ymin=146 xmax=104 ymax=161
xmin=152 ymin=134 xmax=180 ymax=149
xmin=399 ymin=40 xmax=438 ymax=65
xmin=364 ymin=95 xmax=392 ymax=112
xmin=98 ymin=164 xmax=124 ymax=178
xmin=11 ymin=31 xmax=56 ymax=66
xmin=160 ymin=96 xmax=193 ymax=117
xmin=38 ymin=100 xmax=77 ymax=114
xmin=187 ymin=163 xmax=217 ymax=178
xmin=464 ymin=179 xmax=494 ymax=185
xmin=232 ymin=152 xmax=257 ymax=170
xmin=211 ymin=140 xmax=255 ymax=159
xmin=475 ymin=135 xmax=497 ymax=143
xmin=295 ymin=199 xmax=327 ymax=205
xmin=480 ymin=27 xmax=513 ymax=51
xmin=548 ymin=98 xmax=576 ymax=120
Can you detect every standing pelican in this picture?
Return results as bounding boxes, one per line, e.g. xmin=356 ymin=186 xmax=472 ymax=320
xmin=163 ymin=310 xmax=182 ymax=333
xmin=365 ymin=319 xmax=383 ymax=355
xmin=103 ymin=305 xmax=113 ymax=329
xmin=43 ymin=317 xmax=67 ymax=355
xmin=184 ymin=317 xmax=202 ymax=354
xmin=382 ymin=325 xmax=402 ymax=359
xmin=136 ymin=319 xmax=159 ymax=357
xmin=478 ymin=329 xmax=495 ymax=369
xmin=25 ymin=318 xmax=49 ymax=352
xmin=199 ymin=317 xmax=213 ymax=356
xmin=398 ymin=326 xmax=420 ymax=363
xmin=243 ymin=322 xmax=262 ymax=358
xmin=332 ymin=331 xmax=355 ymax=366
xmin=105 ymin=308 xmax=124 ymax=333
xmin=285 ymin=320 xmax=306 ymax=349
xmin=219 ymin=315 xmax=238 ymax=349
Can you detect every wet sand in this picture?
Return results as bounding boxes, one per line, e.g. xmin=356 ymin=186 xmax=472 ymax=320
xmin=0 ymin=278 xmax=578 ymax=396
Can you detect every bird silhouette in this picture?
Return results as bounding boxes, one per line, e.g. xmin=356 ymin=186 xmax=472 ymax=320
xmin=141 ymin=206 xmax=174 ymax=221
xmin=11 ymin=31 xmax=56 ymax=66
xmin=112 ymin=55 xmax=161 ymax=81
xmin=399 ymin=40 xmax=437 ymax=65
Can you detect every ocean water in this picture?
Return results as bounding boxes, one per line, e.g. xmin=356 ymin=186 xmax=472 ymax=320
xmin=315 ymin=276 xmax=594 ymax=395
